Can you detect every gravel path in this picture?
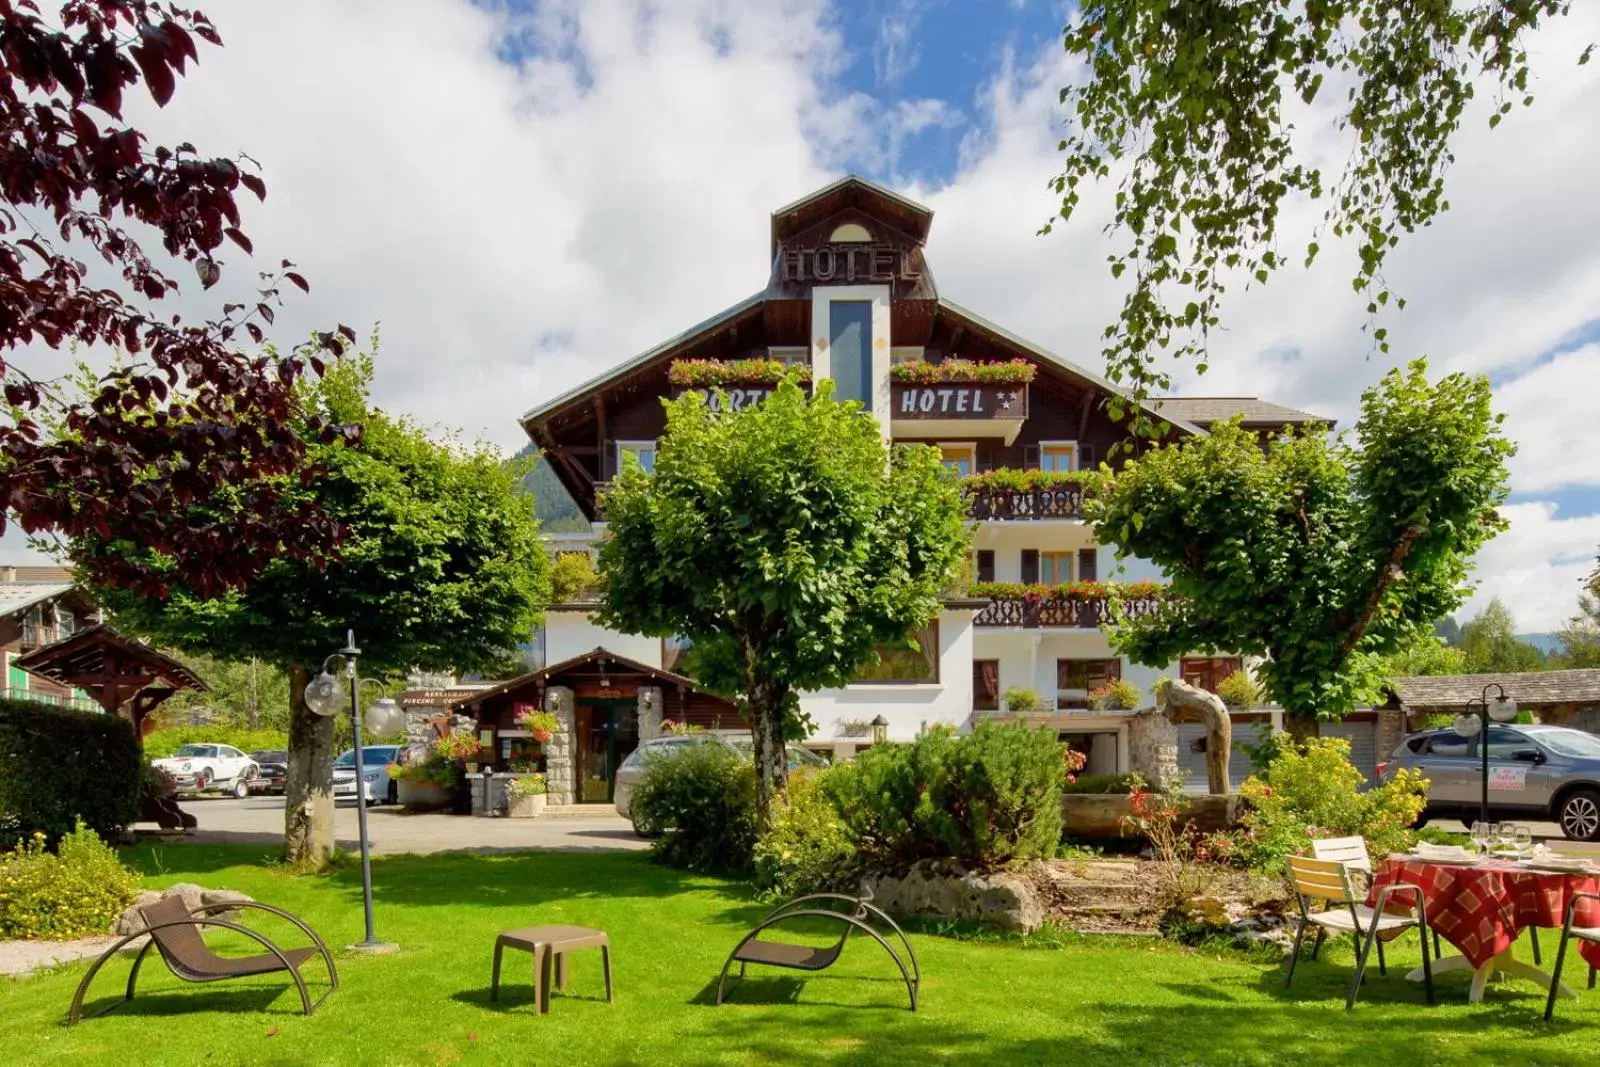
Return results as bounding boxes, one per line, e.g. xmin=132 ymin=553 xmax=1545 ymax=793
xmin=0 ymin=936 xmax=136 ymax=978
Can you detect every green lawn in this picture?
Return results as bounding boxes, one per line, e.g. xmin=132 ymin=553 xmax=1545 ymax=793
xmin=3 ymin=845 xmax=1597 ymax=1066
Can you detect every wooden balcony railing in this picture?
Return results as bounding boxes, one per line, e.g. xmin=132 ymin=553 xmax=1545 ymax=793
xmin=966 ymin=484 xmax=1087 ymax=521
xmin=19 ymin=621 xmax=65 ymax=649
xmin=970 ymin=584 xmax=1169 ymax=628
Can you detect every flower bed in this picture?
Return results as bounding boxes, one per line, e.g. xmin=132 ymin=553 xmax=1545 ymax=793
xmin=889 ymin=358 xmax=1036 ymax=384
xmin=667 ymin=358 xmax=811 ymax=387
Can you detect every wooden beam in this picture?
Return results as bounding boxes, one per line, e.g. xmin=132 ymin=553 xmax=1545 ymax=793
xmin=1077 ymin=389 xmax=1095 ymax=441
xmin=594 ymin=395 xmax=607 ymax=480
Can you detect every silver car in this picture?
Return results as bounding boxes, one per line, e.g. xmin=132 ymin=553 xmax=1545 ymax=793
xmin=1376 ymin=724 xmax=1600 ymax=841
xmin=613 ymin=734 xmax=828 ymax=834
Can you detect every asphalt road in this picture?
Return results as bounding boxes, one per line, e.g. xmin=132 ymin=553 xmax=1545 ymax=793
xmin=157 ymin=794 xmax=648 ymax=855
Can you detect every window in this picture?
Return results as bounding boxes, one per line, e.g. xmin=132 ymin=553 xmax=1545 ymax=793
xmin=616 ymin=441 xmax=656 ymax=474
xmin=1057 ymin=659 xmax=1121 ymax=708
xmin=830 ymin=300 xmax=874 ymax=407
xmin=1039 ymin=443 xmax=1077 ymax=473
xmin=1535 ymin=729 xmax=1600 ymax=759
xmin=1180 ymin=657 xmax=1242 ymax=693
xmin=939 ymin=444 xmax=977 ymax=478
xmin=852 ymin=622 xmax=939 ymax=684
xmin=975 ymin=550 xmax=995 ymax=583
xmin=1039 ymin=551 xmax=1074 ymax=586
xmin=1479 ymin=727 xmax=1534 ymax=760
xmin=973 ymin=660 xmax=999 ymax=710
xmin=1424 ymin=734 xmax=1472 ymax=758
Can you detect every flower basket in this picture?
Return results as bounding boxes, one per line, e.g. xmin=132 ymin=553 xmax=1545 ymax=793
xmin=516 ymin=708 xmax=559 ymax=742
xmin=530 ymin=728 xmax=552 ymax=744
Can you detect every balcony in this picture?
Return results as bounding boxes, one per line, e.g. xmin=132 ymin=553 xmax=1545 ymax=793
xmin=964 ymin=471 xmax=1099 ymax=522
xmin=889 ymin=360 xmax=1032 ymax=444
xmin=970 ymin=582 xmax=1169 ymax=629
xmin=19 ymin=621 xmax=66 ymax=650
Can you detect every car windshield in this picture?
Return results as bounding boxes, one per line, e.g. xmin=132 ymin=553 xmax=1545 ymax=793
xmin=251 ymin=751 xmax=286 ymax=762
xmin=173 ymin=745 xmax=212 ymax=758
xmin=334 ymin=746 xmax=400 ymax=767
xmin=1531 ymin=728 xmax=1600 ymax=759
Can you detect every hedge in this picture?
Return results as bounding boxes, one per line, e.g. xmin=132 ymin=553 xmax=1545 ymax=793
xmin=0 ymin=697 xmax=143 ymax=850
xmin=143 ymin=725 xmax=289 ymax=759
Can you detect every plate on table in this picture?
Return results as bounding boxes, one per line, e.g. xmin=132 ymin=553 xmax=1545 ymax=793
xmin=1518 ymin=857 xmax=1596 ymax=874
xmin=1411 ymin=844 xmax=1480 ymax=865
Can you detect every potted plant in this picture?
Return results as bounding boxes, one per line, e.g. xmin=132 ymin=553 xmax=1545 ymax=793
xmin=390 ymin=753 xmax=458 ymax=812
xmin=507 ymin=773 xmax=548 ymax=818
xmin=516 ymin=708 xmax=559 ymax=744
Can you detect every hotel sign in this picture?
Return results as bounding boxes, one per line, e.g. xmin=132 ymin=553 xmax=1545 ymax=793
xmin=778 ymin=242 xmax=921 ymax=284
xmin=670 ymin=385 xmax=778 ymax=411
xmin=893 ymin=383 xmax=1027 ymax=419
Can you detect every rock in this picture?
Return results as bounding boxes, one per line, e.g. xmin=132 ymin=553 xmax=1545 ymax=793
xmin=113 ymin=891 xmax=163 ymax=936
xmin=861 ymin=860 xmax=1046 ymax=933
xmin=199 ymin=889 xmax=252 ymax=919
xmin=162 ymin=882 xmax=206 ymax=915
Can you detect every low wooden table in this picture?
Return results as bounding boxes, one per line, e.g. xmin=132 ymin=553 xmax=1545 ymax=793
xmin=490 ymin=925 xmax=613 ymax=1013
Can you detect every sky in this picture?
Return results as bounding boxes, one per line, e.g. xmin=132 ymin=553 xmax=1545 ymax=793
xmin=6 ymin=0 xmax=1599 ymax=632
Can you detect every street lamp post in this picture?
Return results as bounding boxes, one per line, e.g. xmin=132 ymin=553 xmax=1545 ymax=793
xmin=305 ymin=629 xmax=404 ymax=954
xmin=1451 ymin=682 xmax=1518 ymax=827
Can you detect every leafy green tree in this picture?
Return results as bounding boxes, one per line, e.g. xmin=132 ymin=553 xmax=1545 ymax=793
xmin=1364 ymin=634 xmax=1467 ymax=682
xmin=1048 ymin=1 xmax=1584 ymax=408
xmin=159 ymin=653 xmax=292 ymax=732
xmin=78 ymin=354 xmax=548 ymax=865
xmin=596 ymin=380 xmax=970 ymax=830
xmin=1090 ymin=361 xmax=1512 ymax=734
xmin=1554 ymin=593 xmax=1600 ymax=669
xmin=1459 ymin=597 xmax=1546 ymax=673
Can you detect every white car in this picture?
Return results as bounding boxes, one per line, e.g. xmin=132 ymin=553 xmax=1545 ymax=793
xmin=152 ymin=744 xmax=257 ymax=798
xmin=332 ymin=745 xmax=404 ymax=805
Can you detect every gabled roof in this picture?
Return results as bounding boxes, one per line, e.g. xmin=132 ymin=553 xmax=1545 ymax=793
xmin=450 ymin=647 xmax=704 ymax=708
xmin=769 ymin=175 xmax=933 ymax=259
xmin=1148 ymin=397 xmax=1331 ymax=428
xmin=1388 ymin=670 xmax=1600 ymax=710
xmin=15 ymin=622 xmax=206 ymax=693
xmin=0 ymin=581 xmax=77 ymax=618
xmin=519 ymin=290 xmax=766 ymax=429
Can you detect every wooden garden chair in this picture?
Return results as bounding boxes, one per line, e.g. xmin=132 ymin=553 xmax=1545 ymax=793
xmin=68 ymin=895 xmax=338 ymax=1024
xmin=1311 ymin=835 xmax=1453 ymax=960
xmin=1284 ymin=855 xmax=1434 ymax=1009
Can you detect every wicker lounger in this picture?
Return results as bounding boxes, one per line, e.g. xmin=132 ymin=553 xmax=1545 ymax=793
xmin=715 ymin=892 xmax=920 ymax=1011
xmin=67 ymin=894 xmax=339 ymax=1024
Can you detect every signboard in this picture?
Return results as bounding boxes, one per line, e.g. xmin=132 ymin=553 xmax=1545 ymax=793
xmin=778 ymin=242 xmax=920 ymax=284
xmin=1489 ymin=765 xmax=1528 ymax=792
xmin=892 ymin=383 xmax=1026 ymax=419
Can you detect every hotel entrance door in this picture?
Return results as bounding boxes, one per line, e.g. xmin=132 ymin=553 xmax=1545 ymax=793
xmin=575 ymin=700 xmax=639 ymax=803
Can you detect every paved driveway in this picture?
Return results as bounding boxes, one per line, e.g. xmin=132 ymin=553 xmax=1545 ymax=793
xmin=158 ymin=796 xmax=647 ymax=855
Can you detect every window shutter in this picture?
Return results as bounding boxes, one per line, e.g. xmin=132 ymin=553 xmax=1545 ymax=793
xmin=976 ymin=550 xmax=995 ymax=583
xmin=1077 ymin=548 xmax=1097 ymax=582
xmin=1079 ymin=443 xmax=1095 ymax=469
xmin=1020 ymin=549 xmax=1039 ymax=584
xmin=1022 ymin=444 xmax=1041 ymax=470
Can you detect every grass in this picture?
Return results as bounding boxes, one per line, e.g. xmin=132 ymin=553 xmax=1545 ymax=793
xmin=3 ymin=845 xmax=1599 ymax=1066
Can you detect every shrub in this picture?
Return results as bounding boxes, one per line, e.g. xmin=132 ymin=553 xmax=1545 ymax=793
xmin=435 ymin=732 xmax=481 ymax=764
xmin=0 ymin=698 xmax=143 ymax=850
xmin=1088 ymin=679 xmax=1142 ymax=711
xmin=1002 ymin=687 xmax=1042 ymax=713
xmin=753 ymin=769 xmax=856 ymax=897
xmin=0 ymin=820 xmax=143 ymax=939
xmin=1121 ymin=784 xmax=1217 ymax=915
xmin=1215 ymin=670 xmax=1264 ymax=709
xmin=508 ymin=773 xmax=547 ymax=798
xmin=390 ymin=745 xmax=461 ymax=787
xmin=143 ymin=725 xmax=288 ymax=760
xmin=549 ymin=552 xmax=598 ymax=602
xmin=632 ymin=741 xmax=756 ymax=874
xmin=889 ymin=358 xmax=1037 ymax=384
xmin=1061 ymin=772 xmax=1142 ymax=795
xmin=825 ymin=721 xmax=1064 ymax=871
xmin=1225 ymin=736 xmax=1428 ymax=877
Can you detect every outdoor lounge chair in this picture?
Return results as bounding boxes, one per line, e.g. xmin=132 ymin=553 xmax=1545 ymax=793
xmin=714 ymin=892 xmax=920 ymax=1011
xmin=67 ymin=895 xmax=339 ymax=1025
xmin=1284 ymin=855 xmax=1433 ymax=1009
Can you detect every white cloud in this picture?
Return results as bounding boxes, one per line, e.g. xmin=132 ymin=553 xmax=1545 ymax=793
xmin=1459 ymin=503 xmax=1600 ymax=632
xmin=873 ymin=1 xmax=923 ymax=89
xmin=1497 ymin=345 xmax=1600 ymax=493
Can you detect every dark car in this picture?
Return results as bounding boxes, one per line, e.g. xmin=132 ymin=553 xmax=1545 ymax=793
xmin=1376 ymin=724 xmax=1600 ymax=840
xmin=247 ymin=750 xmax=289 ymax=795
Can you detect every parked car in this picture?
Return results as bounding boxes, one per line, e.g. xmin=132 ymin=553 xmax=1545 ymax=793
xmin=613 ymin=734 xmax=828 ymax=833
xmin=332 ymin=745 xmax=404 ymax=805
xmin=151 ymin=744 xmax=257 ymax=798
xmin=247 ymin=750 xmax=289 ymax=795
xmin=1376 ymin=724 xmax=1600 ymax=840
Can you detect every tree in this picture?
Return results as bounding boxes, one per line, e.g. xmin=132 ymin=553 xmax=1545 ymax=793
xmin=1364 ymin=633 xmax=1466 ymax=681
xmin=1554 ymin=593 xmax=1600 ymax=669
xmin=1048 ymin=1 xmax=1584 ymax=408
xmin=1434 ymin=616 xmax=1463 ymax=646
xmin=2 ymin=1 xmax=358 ymax=599
xmin=78 ymin=354 xmax=549 ymax=865
xmin=1090 ymin=360 xmax=1513 ymax=733
xmin=1458 ymin=597 xmax=1546 ymax=673
xmin=596 ymin=380 xmax=970 ymax=831
xmin=159 ymin=652 xmax=291 ymax=731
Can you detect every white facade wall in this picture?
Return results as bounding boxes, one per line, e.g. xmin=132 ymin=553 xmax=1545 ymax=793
xmin=545 ymin=610 xmax=662 ymax=669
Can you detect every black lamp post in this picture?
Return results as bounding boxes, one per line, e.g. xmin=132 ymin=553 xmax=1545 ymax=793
xmin=305 ymin=630 xmax=403 ymax=954
xmin=1452 ymin=682 xmax=1518 ymax=827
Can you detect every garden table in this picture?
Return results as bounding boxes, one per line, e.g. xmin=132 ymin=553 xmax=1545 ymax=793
xmin=1369 ymin=855 xmax=1600 ymax=1003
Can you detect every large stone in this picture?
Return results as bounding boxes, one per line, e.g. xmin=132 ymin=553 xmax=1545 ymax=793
xmin=1127 ymin=710 xmax=1180 ymax=789
xmin=113 ymin=891 xmax=163 ymax=936
xmin=162 ymin=882 xmax=206 ymax=915
xmin=199 ymin=889 xmax=252 ymax=920
xmin=861 ymin=860 xmax=1046 ymax=933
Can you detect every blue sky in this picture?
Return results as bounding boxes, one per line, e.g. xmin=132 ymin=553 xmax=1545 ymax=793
xmin=7 ymin=0 xmax=1598 ymax=632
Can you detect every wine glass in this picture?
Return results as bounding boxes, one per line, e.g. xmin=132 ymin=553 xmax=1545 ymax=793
xmin=1513 ymin=825 xmax=1533 ymax=854
xmin=1470 ymin=821 xmax=1491 ymax=856
xmin=1496 ymin=822 xmax=1516 ymax=854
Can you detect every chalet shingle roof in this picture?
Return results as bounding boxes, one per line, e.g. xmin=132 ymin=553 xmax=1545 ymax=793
xmin=1388 ymin=670 xmax=1600 ymax=711
xmin=0 ymin=581 xmax=76 ymax=618
xmin=1149 ymin=397 xmax=1330 ymax=426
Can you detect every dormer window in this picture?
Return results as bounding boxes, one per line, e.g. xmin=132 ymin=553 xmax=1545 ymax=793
xmin=829 ymin=223 xmax=872 ymax=242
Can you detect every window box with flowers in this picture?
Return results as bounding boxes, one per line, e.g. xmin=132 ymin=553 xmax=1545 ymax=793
xmin=515 ymin=708 xmax=560 ymax=744
xmin=506 ymin=773 xmax=548 ymax=818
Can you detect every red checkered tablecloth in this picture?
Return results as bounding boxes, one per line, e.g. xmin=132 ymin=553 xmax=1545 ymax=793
xmin=1369 ymin=856 xmax=1600 ymax=970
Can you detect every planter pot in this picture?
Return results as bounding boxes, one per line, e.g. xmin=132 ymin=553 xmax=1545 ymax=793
xmin=1061 ymin=793 xmax=1243 ymax=840
xmin=508 ymin=793 xmax=547 ymax=819
xmin=465 ymin=762 xmax=479 ymax=775
xmin=530 ymin=729 xmax=552 ymax=744
xmin=396 ymin=778 xmax=452 ymax=812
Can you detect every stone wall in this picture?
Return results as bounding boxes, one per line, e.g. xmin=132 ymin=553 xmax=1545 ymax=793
xmin=403 ymin=708 xmax=476 ymax=745
xmin=544 ymin=686 xmax=576 ymax=805
xmin=1375 ymin=707 xmax=1408 ymax=763
xmin=1127 ymin=708 xmax=1180 ymax=789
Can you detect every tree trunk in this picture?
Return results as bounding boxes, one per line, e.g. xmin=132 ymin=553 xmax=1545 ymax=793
xmin=283 ymin=665 xmax=335 ymax=868
xmin=744 ymin=662 xmax=790 ymax=834
xmin=1283 ymin=711 xmax=1320 ymax=744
